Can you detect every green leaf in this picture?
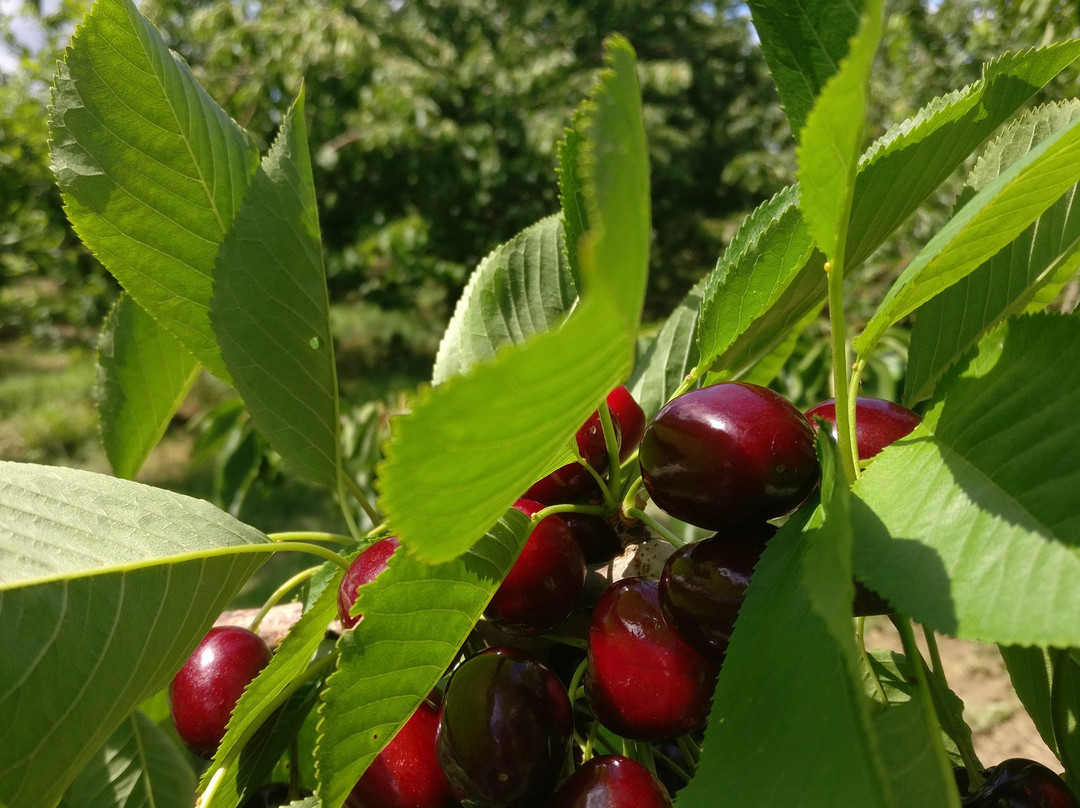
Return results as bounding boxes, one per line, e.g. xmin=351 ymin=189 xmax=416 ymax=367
xmin=59 ymin=710 xmax=196 ymax=808
xmin=856 ymin=102 xmax=1080 ymax=356
xmin=628 ymin=277 xmax=703 ymax=421
xmin=696 ymin=185 xmax=821 ymax=378
xmin=378 ymin=36 xmax=648 ymax=563
xmin=200 ymin=570 xmax=343 ymax=806
xmin=557 ymin=113 xmax=588 ymax=277
xmin=848 ymin=42 xmax=1080 ymax=271
xmin=796 ymin=0 xmax=882 ymax=267
xmin=0 ymin=462 xmax=269 ymax=807
xmin=677 ymin=436 xmax=894 ymax=807
xmin=431 ymin=215 xmax=577 ymax=385
xmin=49 ymin=0 xmax=259 ymax=382
xmin=872 ymin=699 xmax=960 ymax=808
xmin=210 ymin=88 xmax=339 ymax=488
xmin=695 ymin=43 xmax=1080 ymax=381
xmin=315 ymin=509 xmax=529 ymax=806
xmin=905 ymin=101 xmax=1080 ymax=403
xmin=999 ymin=644 xmax=1060 ymax=760
xmin=853 ymin=314 xmax=1080 ymax=646
xmin=97 ymin=293 xmax=201 ymax=480
xmin=1052 ymin=649 xmax=1080 ymax=796
xmin=745 ymin=0 xmax=863 ymax=138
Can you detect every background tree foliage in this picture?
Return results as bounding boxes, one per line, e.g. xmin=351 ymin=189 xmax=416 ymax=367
xmin=3 ymin=0 xmax=1078 ymax=359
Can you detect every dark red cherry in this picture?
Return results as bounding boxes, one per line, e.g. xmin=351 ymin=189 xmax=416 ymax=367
xmin=549 ymin=755 xmax=673 ymax=807
xmin=963 ymin=758 xmax=1079 ymax=807
xmin=337 ymin=536 xmax=400 ymax=629
xmin=606 ymin=385 xmax=646 ymax=462
xmin=585 ymin=577 xmax=718 ymax=740
xmin=561 ymin=511 xmax=624 ymax=565
xmin=485 ymin=499 xmax=587 ymax=635
xmin=658 ymin=524 xmax=775 ymax=661
xmin=436 ymin=647 xmax=573 ymax=807
xmin=169 ymin=625 xmax=273 ymax=759
xmin=639 ymin=382 xmax=819 ymax=529
xmin=346 ymin=698 xmax=457 ymax=808
xmin=804 ymin=397 xmax=921 ymax=460
xmin=525 ymin=395 xmax=623 ymax=505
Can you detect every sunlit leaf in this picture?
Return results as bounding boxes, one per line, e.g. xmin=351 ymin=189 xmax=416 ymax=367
xmin=853 ymin=314 xmax=1080 ymax=646
xmin=97 ymin=293 xmax=201 ymax=480
xmin=49 ymin=0 xmax=258 ymax=381
xmin=378 ymin=36 xmax=649 ymax=563
xmin=905 ymin=101 xmax=1080 ymax=403
xmin=59 ymin=710 xmax=196 ymax=808
xmin=210 ymin=89 xmax=339 ymax=488
xmin=0 ymin=462 xmax=269 ymax=807
xmin=315 ymin=509 xmax=529 ymax=806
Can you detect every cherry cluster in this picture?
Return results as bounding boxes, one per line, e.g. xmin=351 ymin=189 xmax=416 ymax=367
xmin=166 ymin=382 xmax=1079 ymax=807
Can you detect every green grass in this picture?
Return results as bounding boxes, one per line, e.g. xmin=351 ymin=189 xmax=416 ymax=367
xmin=0 ymin=343 xmax=106 ymax=470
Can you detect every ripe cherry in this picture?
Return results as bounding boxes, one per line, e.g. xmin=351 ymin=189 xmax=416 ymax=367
xmin=606 ymin=385 xmax=647 ymax=462
xmin=550 ymin=755 xmax=673 ymax=807
xmin=346 ymin=698 xmax=457 ymax=808
xmin=169 ymin=625 xmax=273 ymax=759
xmin=524 ymin=386 xmax=643 ymax=505
xmin=804 ymin=396 xmax=921 ymax=460
xmin=639 ymin=382 xmax=819 ymax=529
xmin=658 ymin=524 xmax=775 ymax=662
xmin=436 ymin=646 xmax=573 ymax=807
xmin=485 ymin=499 xmax=587 ymax=635
xmin=561 ymin=511 xmax=624 ymax=565
xmin=585 ymin=577 xmax=718 ymax=740
xmin=337 ymin=536 xmax=400 ymax=629
xmin=961 ymin=758 xmax=1079 ymax=807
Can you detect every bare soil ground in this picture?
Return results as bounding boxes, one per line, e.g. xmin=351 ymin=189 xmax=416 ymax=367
xmin=864 ymin=619 xmax=1059 ymax=771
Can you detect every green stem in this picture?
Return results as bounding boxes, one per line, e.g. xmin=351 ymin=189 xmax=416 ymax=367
xmin=566 ymin=658 xmax=589 ymax=709
xmin=342 ymin=472 xmax=381 ymax=526
xmin=535 ymin=502 xmax=612 ymax=521
xmin=198 ymin=649 xmax=340 ymax=805
xmin=598 ymin=400 xmax=622 ymax=500
xmin=922 ymin=626 xmax=984 ymax=790
xmin=248 ymin=566 xmax=319 ymax=633
xmin=228 ymin=540 xmax=351 ymax=572
xmin=267 ymin=530 xmax=355 ymax=545
xmin=857 ymin=616 xmax=889 ymax=705
xmin=336 ymin=474 xmax=364 ymax=541
xmin=826 ymin=259 xmax=859 ymax=486
xmin=624 ymin=506 xmax=689 ymax=548
xmin=676 ymin=733 xmax=701 ymax=768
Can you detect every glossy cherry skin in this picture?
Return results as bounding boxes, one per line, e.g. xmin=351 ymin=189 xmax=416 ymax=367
xmin=658 ymin=524 xmax=775 ymax=662
xmin=337 ymin=536 xmax=400 ymax=629
xmin=962 ymin=758 xmax=1080 ymax=807
xmin=169 ymin=625 xmax=273 ymax=759
xmin=607 ymin=385 xmax=647 ymax=462
xmin=639 ymin=382 xmax=819 ymax=530
xmin=585 ymin=577 xmax=718 ymax=740
xmin=804 ymin=397 xmax=921 ymax=460
xmin=525 ymin=387 xmax=637 ymax=505
xmin=485 ymin=499 xmax=587 ymax=635
xmin=436 ymin=647 xmax=573 ymax=807
xmin=346 ymin=698 xmax=458 ymax=808
xmin=561 ymin=511 xmax=624 ymax=565
xmin=550 ymin=755 xmax=673 ymax=808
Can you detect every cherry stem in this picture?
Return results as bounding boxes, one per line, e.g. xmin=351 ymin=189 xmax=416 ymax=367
xmin=624 ymin=506 xmax=689 ymax=548
xmin=267 ymin=530 xmax=355 ymax=545
xmin=342 ymin=472 xmax=381 ymax=526
xmin=676 ymin=733 xmax=701 ymax=767
xmin=634 ymin=740 xmax=658 ymax=775
xmin=567 ymin=657 xmax=589 ymax=709
xmin=922 ymin=626 xmax=985 ymax=790
xmin=653 ymin=745 xmax=693 ymax=784
xmin=598 ymin=400 xmax=622 ymax=498
xmin=535 ymin=502 xmax=611 ymax=521
xmin=238 ymin=539 xmax=352 ymax=572
xmin=825 ymin=259 xmax=859 ymax=486
xmin=248 ymin=566 xmax=319 ymax=633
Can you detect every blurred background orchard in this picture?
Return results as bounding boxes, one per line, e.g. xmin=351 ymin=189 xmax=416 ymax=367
xmin=3 ymin=0 xmax=1079 ymax=767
